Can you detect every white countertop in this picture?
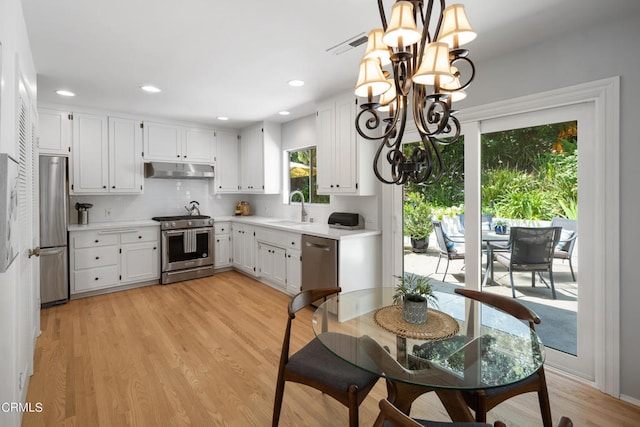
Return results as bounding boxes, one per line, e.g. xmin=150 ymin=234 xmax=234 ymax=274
xmin=215 ymin=215 xmax=381 ymax=240
xmin=67 ymin=216 xmax=380 ymax=240
xmin=68 ymin=220 xmax=160 ymax=232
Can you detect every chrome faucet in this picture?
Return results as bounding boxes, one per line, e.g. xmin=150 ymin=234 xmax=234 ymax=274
xmin=289 ymin=190 xmax=308 ymax=222
xmin=184 ymin=200 xmax=201 ymax=216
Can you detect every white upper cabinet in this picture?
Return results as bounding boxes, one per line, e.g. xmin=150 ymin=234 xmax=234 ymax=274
xmin=70 ymin=113 xmax=144 ymax=195
xmin=316 ymin=93 xmax=377 ymax=196
xmin=70 ymin=113 xmax=109 ymax=194
xmin=239 ymin=122 xmax=281 ymax=194
xmin=143 ymin=122 xmax=214 ymax=164
xmin=184 ymin=127 xmax=215 ymax=163
xmin=109 ymin=117 xmax=144 ymax=193
xmin=214 ymin=130 xmax=240 ymax=193
xmin=38 ymin=108 xmax=71 ymax=155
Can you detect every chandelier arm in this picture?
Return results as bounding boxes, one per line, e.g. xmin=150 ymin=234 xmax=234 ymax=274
xmin=450 ymin=55 xmax=476 ymax=91
xmin=355 ymin=108 xmax=382 ymax=141
xmin=377 ymin=0 xmax=388 ymax=31
xmin=430 ymin=115 xmax=461 ymax=145
xmin=433 ymin=0 xmax=447 ymax=40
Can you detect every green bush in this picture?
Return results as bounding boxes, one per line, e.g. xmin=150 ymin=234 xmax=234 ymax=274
xmin=403 ymin=192 xmax=433 ymax=239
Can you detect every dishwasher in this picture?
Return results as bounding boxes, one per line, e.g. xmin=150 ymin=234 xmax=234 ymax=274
xmin=301 ymin=234 xmax=338 ymax=291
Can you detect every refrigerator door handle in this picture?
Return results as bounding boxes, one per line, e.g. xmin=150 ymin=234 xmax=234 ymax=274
xmin=40 ymin=247 xmax=65 ymax=256
xmin=28 ymin=246 xmax=40 ymax=258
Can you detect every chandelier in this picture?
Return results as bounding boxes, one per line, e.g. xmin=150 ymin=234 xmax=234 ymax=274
xmin=354 ymin=0 xmax=476 ymax=185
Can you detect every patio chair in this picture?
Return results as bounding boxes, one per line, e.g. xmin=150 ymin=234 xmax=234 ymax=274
xmin=272 ymin=287 xmax=380 ymax=427
xmin=494 ymin=226 xmax=562 ymax=299
xmin=550 ymin=217 xmax=578 ymax=281
xmin=453 ymin=288 xmax=553 ymax=427
xmin=459 ymin=213 xmax=493 ymax=232
xmin=433 ymin=220 xmax=465 ymax=281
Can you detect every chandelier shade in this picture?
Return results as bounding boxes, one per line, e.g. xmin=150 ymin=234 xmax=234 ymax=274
xmin=412 ymin=42 xmax=455 ymax=86
xmin=383 ymin=1 xmax=421 ymax=48
xmin=364 ymin=29 xmax=392 ymax=66
xmin=438 ymin=4 xmax=477 ymax=48
xmin=355 ymin=58 xmax=392 ymax=98
xmin=354 ymin=0 xmax=476 ymax=185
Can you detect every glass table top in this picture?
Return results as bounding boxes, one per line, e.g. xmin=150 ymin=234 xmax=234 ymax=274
xmin=312 ymin=287 xmax=544 ymax=391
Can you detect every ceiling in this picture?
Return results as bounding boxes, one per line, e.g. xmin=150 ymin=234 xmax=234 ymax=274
xmin=21 ymin=0 xmax=640 ymax=129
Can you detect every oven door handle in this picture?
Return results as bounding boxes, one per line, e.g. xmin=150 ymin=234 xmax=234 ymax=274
xmin=164 ymin=227 xmax=212 ymax=236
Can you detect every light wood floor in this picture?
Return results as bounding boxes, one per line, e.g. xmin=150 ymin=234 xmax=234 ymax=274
xmin=23 ymin=271 xmax=640 ymax=426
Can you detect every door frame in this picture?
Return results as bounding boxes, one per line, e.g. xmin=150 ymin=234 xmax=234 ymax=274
xmin=383 ymin=76 xmax=620 ymax=397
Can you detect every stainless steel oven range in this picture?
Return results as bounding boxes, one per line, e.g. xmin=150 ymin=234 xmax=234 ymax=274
xmin=152 ymin=215 xmax=214 ymax=284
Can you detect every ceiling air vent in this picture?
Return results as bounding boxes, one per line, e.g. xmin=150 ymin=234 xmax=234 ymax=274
xmin=326 ymin=32 xmax=368 ymax=55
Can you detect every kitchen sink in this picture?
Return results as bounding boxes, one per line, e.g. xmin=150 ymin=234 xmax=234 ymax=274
xmin=269 ymin=220 xmax=306 ymax=227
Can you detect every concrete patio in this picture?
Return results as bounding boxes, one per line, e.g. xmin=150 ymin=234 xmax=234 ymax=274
xmin=404 ymin=236 xmax=578 ymax=355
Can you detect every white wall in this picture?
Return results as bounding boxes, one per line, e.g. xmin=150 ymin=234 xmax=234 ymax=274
xmin=246 ymin=114 xmax=381 ymax=228
xmin=0 ymin=0 xmax=38 ymax=425
xmin=458 ymin=12 xmax=640 ymax=402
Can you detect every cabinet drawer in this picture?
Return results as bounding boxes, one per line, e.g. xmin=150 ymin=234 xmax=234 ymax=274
xmin=255 ymin=226 xmax=301 ymax=250
xmin=214 ymin=222 xmax=230 ymax=235
xmin=74 ymin=246 xmax=118 ymax=270
xmin=120 ymin=227 xmax=159 ymax=244
xmin=72 ymin=231 xmax=119 ymax=248
xmin=73 ymin=265 xmax=119 ymax=293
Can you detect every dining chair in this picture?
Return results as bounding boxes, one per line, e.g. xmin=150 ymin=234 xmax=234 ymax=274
xmin=453 ymin=288 xmax=553 ymax=427
xmin=373 ymin=398 xmax=503 ymax=427
xmin=433 ymin=220 xmax=465 ymax=281
xmin=272 ymin=287 xmax=380 ymax=427
xmin=493 ymin=226 xmax=562 ymax=299
xmin=550 ymin=217 xmax=578 ymax=281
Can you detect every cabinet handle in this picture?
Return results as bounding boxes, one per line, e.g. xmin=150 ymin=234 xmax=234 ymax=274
xmin=330 ymin=184 xmax=334 ymax=188
xmin=94 ymin=277 xmax=99 ymax=281
xmin=138 ymin=236 xmax=142 ymax=239
xmin=95 ymin=239 xmax=99 ymax=243
xmin=177 ymin=154 xmax=180 ymax=158
xmin=336 ymin=184 xmax=340 ymax=188
xmin=291 ymin=242 xmax=295 ymax=245
xmin=95 ymin=256 xmax=100 ymax=260
xmin=183 ymin=155 xmax=187 ymax=158
xmin=103 ymin=185 xmax=107 ymax=189
xmin=112 ymin=186 xmax=116 ymax=189
xmin=153 ymin=247 xmax=157 ymax=250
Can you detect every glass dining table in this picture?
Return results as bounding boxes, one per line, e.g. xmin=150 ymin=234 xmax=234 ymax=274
xmin=312 ymin=287 xmax=544 ymax=421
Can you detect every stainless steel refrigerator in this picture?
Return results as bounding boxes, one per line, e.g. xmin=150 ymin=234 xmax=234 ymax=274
xmin=39 ymin=155 xmax=68 ymax=306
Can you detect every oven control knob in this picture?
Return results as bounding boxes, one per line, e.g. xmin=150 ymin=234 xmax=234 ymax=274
xmin=188 ymin=221 xmax=193 ymax=226
xmin=171 ymin=222 xmax=176 ymax=227
xmin=164 ymin=222 xmax=170 ymax=228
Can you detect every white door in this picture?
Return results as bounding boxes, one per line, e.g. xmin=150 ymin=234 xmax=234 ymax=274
xmin=474 ymin=104 xmax=595 ymax=380
xmin=17 ymin=75 xmax=38 ymax=397
xmin=334 ymin=95 xmax=357 ymax=192
xmin=184 ymin=128 xmax=214 ymax=164
xmin=215 ymin=131 xmax=239 ymax=192
xmin=143 ymin=122 xmax=182 ymax=161
xmin=121 ymin=243 xmax=159 ymax=283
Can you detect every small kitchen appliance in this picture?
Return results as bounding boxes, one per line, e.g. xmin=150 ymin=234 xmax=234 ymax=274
xmin=327 ymin=212 xmax=364 ymax=230
xmin=75 ymin=202 xmax=93 ymax=225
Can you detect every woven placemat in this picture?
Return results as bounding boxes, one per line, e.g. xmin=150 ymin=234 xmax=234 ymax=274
xmin=373 ymin=305 xmax=460 ymax=340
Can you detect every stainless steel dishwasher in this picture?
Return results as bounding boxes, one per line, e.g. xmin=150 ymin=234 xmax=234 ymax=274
xmin=301 ymin=234 xmax=338 ymax=291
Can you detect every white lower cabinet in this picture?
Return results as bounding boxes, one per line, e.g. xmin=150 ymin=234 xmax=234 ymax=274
xmin=70 ymin=226 xmax=160 ymax=296
xmin=214 ymin=221 xmax=232 ymax=269
xmin=258 ymin=243 xmax=287 ymax=288
xmin=232 ymin=223 xmax=256 ymax=275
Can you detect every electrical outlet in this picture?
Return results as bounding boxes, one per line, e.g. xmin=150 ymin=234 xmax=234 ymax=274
xmin=105 ymin=208 xmax=112 ymax=218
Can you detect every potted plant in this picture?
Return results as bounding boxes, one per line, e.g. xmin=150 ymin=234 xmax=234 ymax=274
xmin=494 ymin=219 xmax=508 ymax=235
xmin=403 ymin=192 xmax=433 ymax=253
xmin=393 ymin=273 xmax=438 ymax=324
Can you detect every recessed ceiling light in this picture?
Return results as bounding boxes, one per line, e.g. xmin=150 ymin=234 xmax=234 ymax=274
xmin=140 ymin=85 xmax=162 ymax=93
xmin=288 ymin=80 xmax=304 ymax=87
xmin=278 ymin=111 xmax=290 ymax=116
xmin=217 ymin=116 xmax=229 ymax=121
xmin=55 ymin=90 xmax=75 ymax=97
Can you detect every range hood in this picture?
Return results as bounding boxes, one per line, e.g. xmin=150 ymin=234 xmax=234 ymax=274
xmin=144 ymin=162 xmax=214 ymax=179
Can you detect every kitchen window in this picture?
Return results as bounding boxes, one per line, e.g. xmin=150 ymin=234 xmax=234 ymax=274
xmin=288 ymin=147 xmax=329 ymax=204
